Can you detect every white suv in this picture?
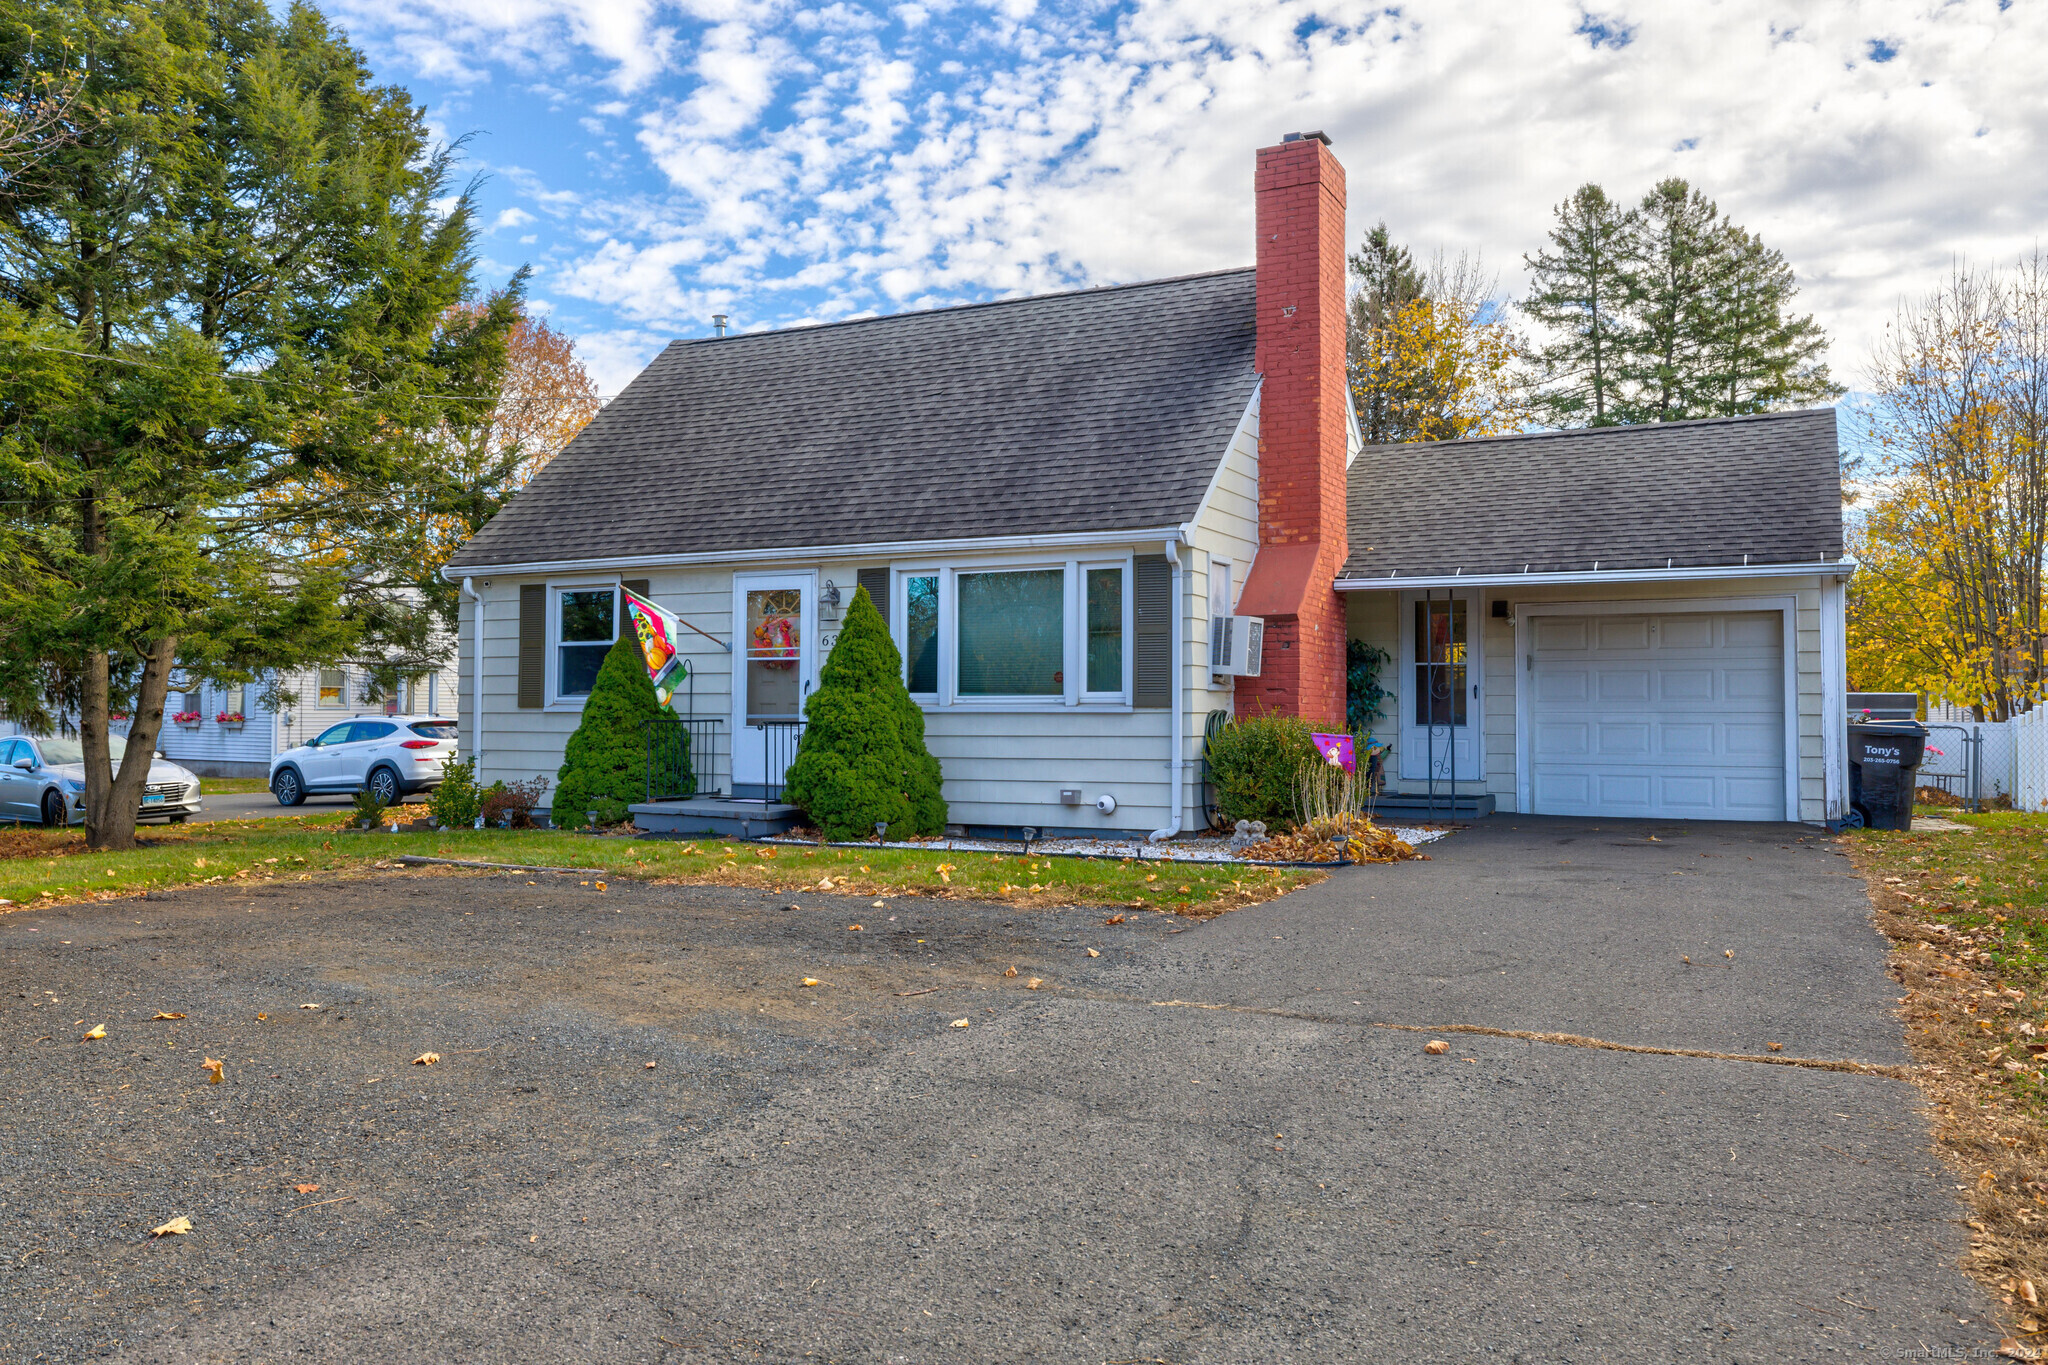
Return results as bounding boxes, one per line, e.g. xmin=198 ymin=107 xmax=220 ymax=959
xmin=269 ymin=715 xmax=457 ymax=808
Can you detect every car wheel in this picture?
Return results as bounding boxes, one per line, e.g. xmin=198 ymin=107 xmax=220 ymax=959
xmin=41 ymin=791 xmax=65 ymax=828
xmin=272 ymin=768 xmax=305 ymax=807
xmin=367 ymin=766 xmax=401 ymax=807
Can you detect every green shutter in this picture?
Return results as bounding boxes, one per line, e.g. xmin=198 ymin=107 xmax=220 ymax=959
xmin=518 ymin=584 xmax=546 ymax=709
xmin=856 ymin=567 xmax=889 ymax=625
xmin=1133 ymin=555 xmax=1172 ymax=709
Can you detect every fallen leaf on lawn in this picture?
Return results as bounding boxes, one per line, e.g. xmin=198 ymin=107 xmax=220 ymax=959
xmin=950 ymin=1019 xmax=969 ymax=1028
xmin=1145 ymin=873 xmax=1157 ymax=883
xmin=1025 ymin=978 xmax=1043 ymax=990
xmin=1003 ymin=966 xmax=1017 ymax=978
xmin=150 ymin=1216 xmax=192 ymax=1237
xmin=1424 ymin=1040 xmax=1451 ymax=1055
xmin=800 ymin=978 xmax=821 ymax=988
xmin=202 ymin=1057 xmax=223 ymax=1084
xmin=294 ymin=1184 xmax=320 ymax=1195
xmin=81 ymin=1024 xmax=106 ymax=1041
xmin=1104 ymin=914 xmax=1125 ymax=925
xmin=413 ymin=1052 xmax=440 ymax=1066
xmin=1998 ymin=1339 xmax=2039 ymax=1362
xmin=1085 ymin=948 xmax=1100 ymax=958
xmin=193 ymin=858 xmax=206 ymax=868
xmin=152 ymin=1012 xmax=185 ymax=1020
xmin=2024 ymin=1278 xmax=2041 ymax=1307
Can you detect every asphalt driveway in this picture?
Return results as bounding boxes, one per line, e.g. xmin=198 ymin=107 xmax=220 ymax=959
xmin=1 ymin=818 xmax=1985 ymax=1363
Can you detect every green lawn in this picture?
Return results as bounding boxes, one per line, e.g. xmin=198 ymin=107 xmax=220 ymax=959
xmin=198 ymin=776 xmax=276 ymax=795
xmin=0 ymin=817 xmax=1321 ymax=917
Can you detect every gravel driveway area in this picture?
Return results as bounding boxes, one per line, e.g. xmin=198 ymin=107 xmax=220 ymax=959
xmin=0 ymin=819 xmax=1991 ymax=1363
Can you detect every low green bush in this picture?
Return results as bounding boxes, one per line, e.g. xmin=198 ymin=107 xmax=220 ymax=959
xmin=430 ymin=756 xmax=482 ymax=828
xmin=552 ymin=633 xmax=674 ymax=828
xmin=1206 ymin=714 xmax=1322 ymax=828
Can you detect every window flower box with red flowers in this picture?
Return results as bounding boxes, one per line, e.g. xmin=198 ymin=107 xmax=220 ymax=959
xmin=172 ymin=711 xmax=202 ymax=727
xmin=216 ymin=712 xmax=246 ymax=729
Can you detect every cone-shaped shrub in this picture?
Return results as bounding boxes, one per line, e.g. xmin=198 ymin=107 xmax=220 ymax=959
xmin=552 ymin=632 xmax=683 ymax=828
xmin=784 ymin=585 xmax=946 ymax=839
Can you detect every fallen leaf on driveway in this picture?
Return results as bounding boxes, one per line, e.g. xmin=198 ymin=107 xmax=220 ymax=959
xmin=1003 ymin=966 xmax=1017 ymax=978
xmin=300 ymin=1003 xmax=320 ymax=1010
xmin=202 ymin=1058 xmax=223 ymax=1084
xmin=594 ymin=881 xmax=606 ymax=892
xmin=1085 ymin=948 xmax=1100 ymax=958
xmin=294 ymin=1184 xmax=320 ymax=1195
xmin=81 ymin=1024 xmax=105 ymax=1041
xmin=644 ymin=1061 xmax=657 ymax=1069
xmin=949 ymin=1019 xmax=969 ymax=1028
xmin=413 ymin=1052 xmax=440 ymax=1066
xmin=256 ymin=1013 xmax=268 ymax=1021
xmin=150 ymin=1216 xmax=192 ymax=1237
xmin=848 ymin=924 xmax=863 ymax=931
xmin=1998 ymin=1339 xmax=2041 ymax=1362
xmin=800 ymin=978 xmax=821 ymax=988
xmin=1725 ymin=950 xmax=1735 ymax=959
xmin=1424 ymin=1040 xmax=1451 ymax=1055
xmin=1025 ymin=978 xmax=1043 ymax=990
xmin=152 ymin=1012 xmax=185 ymax=1020
xmin=1767 ymin=1042 xmax=1784 ymax=1052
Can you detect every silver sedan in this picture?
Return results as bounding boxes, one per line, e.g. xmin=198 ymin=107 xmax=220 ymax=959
xmin=0 ymin=733 xmax=204 ymax=826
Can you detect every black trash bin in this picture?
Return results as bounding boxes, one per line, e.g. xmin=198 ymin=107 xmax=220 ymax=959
xmin=1848 ymin=719 xmax=1928 ymax=830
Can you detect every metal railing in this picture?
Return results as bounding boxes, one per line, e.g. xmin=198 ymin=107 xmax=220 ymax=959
xmin=752 ymin=719 xmax=806 ymax=803
xmin=1921 ymin=721 xmax=2021 ymax=813
xmin=644 ymin=716 xmax=724 ymax=802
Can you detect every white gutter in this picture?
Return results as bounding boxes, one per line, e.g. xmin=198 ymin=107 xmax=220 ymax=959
xmin=439 ymin=526 xmax=1188 ymax=583
xmin=1150 ymin=538 xmax=1184 ymax=843
xmin=1334 ymin=559 xmax=1858 ymax=591
xmin=459 ymin=576 xmax=483 ymax=767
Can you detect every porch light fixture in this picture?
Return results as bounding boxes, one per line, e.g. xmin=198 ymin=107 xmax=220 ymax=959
xmin=822 ymin=579 xmax=842 ymax=609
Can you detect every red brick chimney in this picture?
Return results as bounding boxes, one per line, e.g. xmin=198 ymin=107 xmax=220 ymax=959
xmin=1235 ymin=131 xmax=1349 ymax=727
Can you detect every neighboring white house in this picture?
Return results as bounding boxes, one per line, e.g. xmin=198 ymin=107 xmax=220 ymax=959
xmin=142 ymin=663 xmax=456 ymax=778
xmin=440 ymin=132 xmax=1853 ymax=831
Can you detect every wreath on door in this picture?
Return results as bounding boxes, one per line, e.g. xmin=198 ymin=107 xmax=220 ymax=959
xmin=753 ymin=614 xmax=798 ymax=669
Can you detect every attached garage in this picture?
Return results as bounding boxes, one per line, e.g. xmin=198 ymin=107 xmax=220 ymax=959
xmin=1522 ymin=607 xmax=1789 ymax=821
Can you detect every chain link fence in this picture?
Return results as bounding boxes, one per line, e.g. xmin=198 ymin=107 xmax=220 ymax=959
xmin=1920 ymin=721 xmax=2021 ymax=812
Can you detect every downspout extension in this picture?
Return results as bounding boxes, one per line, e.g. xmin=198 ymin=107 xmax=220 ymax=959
xmin=460 ymin=576 xmax=483 ymax=770
xmin=1150 ymin=539 xmax=1184 ymax=843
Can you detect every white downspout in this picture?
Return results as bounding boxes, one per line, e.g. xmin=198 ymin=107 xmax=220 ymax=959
xmin=460 ymin=576 xmax=483 ymax=770
xmin=1150 ymin=539 xmax=1184 ymax=843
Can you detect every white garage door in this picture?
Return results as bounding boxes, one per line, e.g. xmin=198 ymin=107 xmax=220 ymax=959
xmin=1528 ymin=611 xmax=1786 ymax=821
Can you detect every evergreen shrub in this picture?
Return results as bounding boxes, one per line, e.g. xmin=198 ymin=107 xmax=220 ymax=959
xmin=551 ymin=632 xmax=678 ymax=828
xmin=1206 ymin=713 xmax=1323 ymax=828
xmin=782 ymin=585 xmax=946 ymax=840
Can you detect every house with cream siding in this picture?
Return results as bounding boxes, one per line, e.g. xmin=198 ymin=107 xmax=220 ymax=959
xmin=441 ymin=133 xmax=1852 ymax=833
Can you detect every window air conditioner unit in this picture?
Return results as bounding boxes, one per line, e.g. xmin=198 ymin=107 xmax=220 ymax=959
xmin=1210 ymin=615 xmax=1264 ymax=676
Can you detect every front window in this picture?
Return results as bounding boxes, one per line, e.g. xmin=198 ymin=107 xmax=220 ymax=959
xmin=318 ymin=668 xmax=344 ymax=707
xmin=957 ymin=569 xmax=1064 ymax=697
xmin=557 ymin=588 xmax=617 ymax=698
xmin=1414 ymin=598 xmax=1468 ymax=727
xmin=1085 ymin=566 xmax=1124 ymax=695
xmin=905 ymin=575 xmax=939 ymax=695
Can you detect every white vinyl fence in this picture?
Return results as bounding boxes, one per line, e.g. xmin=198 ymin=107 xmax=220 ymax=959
xmin=2019 ymin=707 xmax=2048 ymax=813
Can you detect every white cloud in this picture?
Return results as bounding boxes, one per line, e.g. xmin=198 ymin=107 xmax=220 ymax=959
xmin=491 ymin=206 xmax=538 ymax=230
xmin=341 ymin=0 xmax=2048 ymax=385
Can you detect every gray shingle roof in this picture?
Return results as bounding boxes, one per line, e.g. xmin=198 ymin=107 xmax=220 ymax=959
xmin=1341 ymin=409 xmax=1844 ymax=578
xmin=447 ymin=269 xmax=1258 ymax=570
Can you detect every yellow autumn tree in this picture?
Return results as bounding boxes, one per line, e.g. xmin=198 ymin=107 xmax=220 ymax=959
xmin=1349 ymin=248 xmax=1532 ymax=444
xmin=1848 ymin=255 xmax=2048 ymax=719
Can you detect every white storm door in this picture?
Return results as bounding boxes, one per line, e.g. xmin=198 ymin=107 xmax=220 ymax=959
xmin=730 ymin=574 xmax=816 ymax=798
xmin=1398 ymin=589 xmax=1484 ymax=783
xmin=1526 ymin=610 xmax=1786 ymax=821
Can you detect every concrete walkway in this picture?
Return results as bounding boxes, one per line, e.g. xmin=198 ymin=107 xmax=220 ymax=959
xmin=111 ymin=818 xmax=1980 ymax=1363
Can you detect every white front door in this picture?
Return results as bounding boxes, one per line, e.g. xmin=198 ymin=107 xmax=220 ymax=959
xmin=1525 ymin=610 xmax=1786 ymax=821
xmin=731 ymin=574 xmax=816 ymax=799
xmin=1398 ymin=589 xmax=1484 ymax=783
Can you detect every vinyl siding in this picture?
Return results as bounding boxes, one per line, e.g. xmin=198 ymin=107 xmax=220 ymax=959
xmin=1345 ymin=573 xmax=1838 ymax=823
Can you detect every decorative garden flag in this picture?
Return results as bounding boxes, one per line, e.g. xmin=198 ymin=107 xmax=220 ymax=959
xmin=621 ymin=587 xmax=689 ymax=706
xmin=1310 ymin=732 xmax=1355 ymax=774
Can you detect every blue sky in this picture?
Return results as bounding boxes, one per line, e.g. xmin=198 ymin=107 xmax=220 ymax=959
xmin=322 ymin=0 xmax=2048 ymax=395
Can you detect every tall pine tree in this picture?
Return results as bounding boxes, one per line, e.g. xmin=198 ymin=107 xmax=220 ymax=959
xmin=1523 ymin=184 xmax=1635 ymax=427
xmin=1346 ymin=222 xmax=1426 ymax=445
